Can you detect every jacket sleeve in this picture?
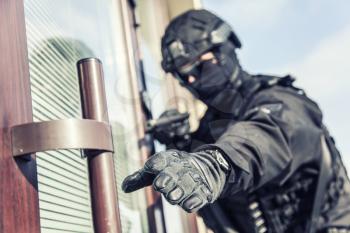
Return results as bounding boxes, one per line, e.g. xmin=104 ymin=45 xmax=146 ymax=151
xmin=197 ymin=86 xmax=324 ymax=195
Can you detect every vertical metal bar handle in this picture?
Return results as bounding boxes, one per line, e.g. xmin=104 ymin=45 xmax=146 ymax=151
xmin=77 ymin=58 xmax=122 ymax=233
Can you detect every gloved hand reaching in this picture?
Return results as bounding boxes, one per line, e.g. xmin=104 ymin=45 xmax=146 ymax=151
xmin=122 ymin=149 xmax=230 ymax=212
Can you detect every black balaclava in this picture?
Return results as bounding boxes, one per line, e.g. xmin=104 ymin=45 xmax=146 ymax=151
xmin=187 ymin=42 xmax=244 ymax=100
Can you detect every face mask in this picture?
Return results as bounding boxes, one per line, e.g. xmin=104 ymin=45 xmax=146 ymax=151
xmin=186 ymin=55 xmax=236 ymax=103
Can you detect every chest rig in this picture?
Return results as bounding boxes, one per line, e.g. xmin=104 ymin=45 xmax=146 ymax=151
xmin=252 ymin=168 xmax=318 ymax=233
xmin=242 ymin=75 xmax=318 ymax=233
xmin=241 ymin=79 xmax=343 ymax=233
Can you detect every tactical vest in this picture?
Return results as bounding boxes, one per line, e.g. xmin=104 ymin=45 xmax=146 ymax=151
xmin=241 ymin=76 xmax=346 ymax=233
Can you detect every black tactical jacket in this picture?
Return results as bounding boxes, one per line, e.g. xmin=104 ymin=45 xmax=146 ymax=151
xmin=187 ymin=75 xmax=350 ymax=233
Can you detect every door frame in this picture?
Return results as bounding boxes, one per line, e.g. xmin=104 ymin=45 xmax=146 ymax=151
xmin=0 ymin=0 xmax=41 ymax=232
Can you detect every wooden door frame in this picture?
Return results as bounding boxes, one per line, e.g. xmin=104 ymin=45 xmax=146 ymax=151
xmin=0 ymin=0 xmax=41 ymax=232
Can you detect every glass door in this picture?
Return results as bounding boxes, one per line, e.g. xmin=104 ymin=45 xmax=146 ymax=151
xmin=24 ymin=0 xmax=149 ymax=232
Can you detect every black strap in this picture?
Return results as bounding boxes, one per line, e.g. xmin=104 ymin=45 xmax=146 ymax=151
xmin=308 ymin=135 xmax=333 ymax=233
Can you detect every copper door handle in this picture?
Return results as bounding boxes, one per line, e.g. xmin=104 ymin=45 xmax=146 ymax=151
xmin=11 ymin=119 xmax=114 ymax=159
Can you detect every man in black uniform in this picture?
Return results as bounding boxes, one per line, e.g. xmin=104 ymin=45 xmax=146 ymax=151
xmin=122 ymin=9 xmax=350 ymax=233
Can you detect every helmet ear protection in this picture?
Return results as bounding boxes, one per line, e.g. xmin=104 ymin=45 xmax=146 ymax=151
xmin=210 ymin=22 xmax=241 ymax=49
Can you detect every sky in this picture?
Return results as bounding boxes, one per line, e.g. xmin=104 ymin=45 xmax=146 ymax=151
xmin=202 ymin=0 xmax=350 ymax=170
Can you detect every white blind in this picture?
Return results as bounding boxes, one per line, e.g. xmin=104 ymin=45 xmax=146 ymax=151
xmin=24 ymin=1 xmax=95 ymax=232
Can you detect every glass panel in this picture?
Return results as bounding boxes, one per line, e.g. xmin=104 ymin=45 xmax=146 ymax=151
xmin=24 ymin=0 xmax=148 ymax=232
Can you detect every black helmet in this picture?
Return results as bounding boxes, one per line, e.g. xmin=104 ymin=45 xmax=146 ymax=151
xmin=161 ymin=9 xmax=241 ymax=74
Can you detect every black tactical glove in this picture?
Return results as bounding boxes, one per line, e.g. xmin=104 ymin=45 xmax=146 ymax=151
xmin=122 ymin=149 xmax=230 ymax=212
xmin=150 ymin=109 xmax=191 ymax=149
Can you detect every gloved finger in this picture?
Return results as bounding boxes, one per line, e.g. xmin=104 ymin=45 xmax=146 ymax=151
xmin=165 ymin=172 xmax=196 ymax=205
xmin=153 ymin=172 xmax=176 ymax=194
xmin=181 ymin=193 xmax=205 ymax=213
xmin=175 ymin=123 xmax=190 ymax=136
xmin=180 ymin=183 xmax=211 ymax=213
xmin=122 ymin=169 xmax=155 ymax=193
xmin=153 ymin=130 xmax=173 ymax=145
xmin=123 ymin=151 xmax=174 ymax=193
xmin=153 ymin=164 xmax=180 ymax=193
xmin=166 ymin=186 xmax=185 ymax=204
xmin=181 ymin=183 xmax=212 ymax=212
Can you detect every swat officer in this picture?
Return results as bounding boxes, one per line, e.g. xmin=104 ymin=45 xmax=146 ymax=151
xmin=122 ymin=9 xmax=350 ymax=233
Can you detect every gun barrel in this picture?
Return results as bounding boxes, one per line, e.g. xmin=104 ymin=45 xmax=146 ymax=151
xmin=146 ymin=113 xmax=189 ymax=133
